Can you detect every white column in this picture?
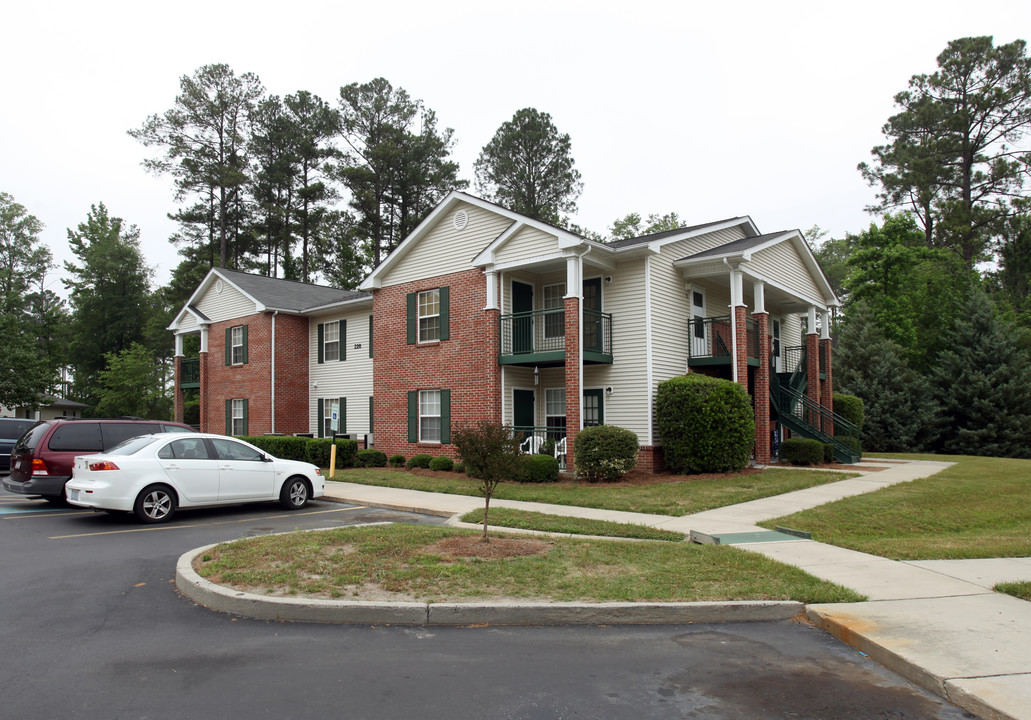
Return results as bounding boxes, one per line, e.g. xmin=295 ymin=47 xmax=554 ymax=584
xmin=753 ymin=281 xmax=766 ymax=315
xmin=565 ymin=255 xmax=581 ymax=298
xmin=174 ymin=333 xmax=184 ymax=358
xmin=200 ymin=327 xmax=210 ymax=353
xmin=807 ymin=306 xmax=818 ymax=335
xmin=820 ymin=311 xmax=831 ymax=340
xmin=484 ymin=270 xmax=498 ymax=310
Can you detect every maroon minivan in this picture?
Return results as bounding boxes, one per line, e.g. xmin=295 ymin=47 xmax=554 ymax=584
xmin=3 ymin=419 xmax=194 ymax=503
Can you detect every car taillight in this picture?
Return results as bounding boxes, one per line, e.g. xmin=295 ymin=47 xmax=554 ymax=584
xmin=88 ymin=461 xmax=120 ymax=472
xmin=31 ymin=459 xmax=48 ymax=475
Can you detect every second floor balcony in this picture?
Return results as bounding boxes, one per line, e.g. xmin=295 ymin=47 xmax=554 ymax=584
xmin=180 ymin=357 xmax=200 ymax=388
xmin=687 ymin=315 xmax=759 ymax=367
xmin=499 ymin=308 xmax=613 ymax=366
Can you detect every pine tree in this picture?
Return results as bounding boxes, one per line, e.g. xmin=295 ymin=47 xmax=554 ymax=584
xmin=835 ymin=304 xmax=939 ymax=452
xmin=931 ymin=290 xmax=1031 ymax=457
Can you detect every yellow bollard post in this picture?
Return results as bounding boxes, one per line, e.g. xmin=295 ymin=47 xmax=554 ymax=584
xmin=329 ymin=442 xmax=337 ymax=480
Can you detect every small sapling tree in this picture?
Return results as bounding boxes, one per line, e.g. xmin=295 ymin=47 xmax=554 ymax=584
xmin=451 ymin=422 xmax=523 ymax=542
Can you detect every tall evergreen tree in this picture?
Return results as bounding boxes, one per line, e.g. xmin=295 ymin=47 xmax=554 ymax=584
xmin=0 ymin=192 xmax=56 ymax=406
xmin=859 ymin=37 xmax=1031 ymax=266
xmin=474 ymin=108 xmax=583 ymax=225
xmin=336 ymin=78 xmax=464 ymax=268
xmin=63 ymin=204 xmax=153 ymax=407
xmin=130 ymin=64 xmax=265 ymax=269
xmin=931 ymin=290 xmax=1031 ymax=457
xmin=835 ymin=304 xmax=939 ymax=452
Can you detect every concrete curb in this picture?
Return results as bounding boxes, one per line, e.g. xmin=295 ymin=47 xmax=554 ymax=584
xmin=177 ymin=542 xmax=802 ymax=626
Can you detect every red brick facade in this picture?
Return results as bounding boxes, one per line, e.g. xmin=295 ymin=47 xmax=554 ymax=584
xmin=753 ymin=312 xmax=771 ymax=464
xmin=371 ymin=269 xmax=502 ymax=461
xmin=199 ymin=312 xmax=310 ymax=435
xmin=563 ymin=295 xmax=581 ymax=472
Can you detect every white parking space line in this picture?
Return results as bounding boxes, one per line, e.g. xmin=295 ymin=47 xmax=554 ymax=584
xmin=48 ymin=504 xmax=368 ymax=539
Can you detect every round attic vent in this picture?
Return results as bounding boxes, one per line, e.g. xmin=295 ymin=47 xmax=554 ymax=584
xmin=453 ymin=210 xmax=468 ymax=231
xmin=215 ymin=279 xmax=224 ymax=293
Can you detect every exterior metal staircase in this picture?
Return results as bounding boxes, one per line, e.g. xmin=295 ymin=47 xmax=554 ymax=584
xmin=770 ymin=349 xmax=861 ymax=464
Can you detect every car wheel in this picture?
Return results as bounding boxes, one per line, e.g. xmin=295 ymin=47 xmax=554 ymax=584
xmin=280 ymin=477 xmax=310 ymax=510
xmin=134 ymin=484 xmax=177 ymax=523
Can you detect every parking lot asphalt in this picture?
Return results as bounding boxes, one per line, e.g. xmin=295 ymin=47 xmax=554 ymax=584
xmin=0 ymin=485 xmax=974 ymax=720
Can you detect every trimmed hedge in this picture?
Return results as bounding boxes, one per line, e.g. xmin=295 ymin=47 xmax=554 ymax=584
xmin=823 ymin=442 xmax=835 ymax=464
xmin=574 ymin=425 xmax=639 ymax=482
xmin=429 ymin=456 xmax=454 ymax=472
xmin=656 ymin=374 xmax=755 ymax=473
xmin=240 ymin=436 xmax=356 ymax=468
xmin=389 ymin=454 xmax=406 ymax=468
xmin=406 ymin=454 xmax=433 ymax=469
xmin=833 ymin=393 xmax=865 ymax=430
xmin=454 ymin=461 xmax=466 ymax=474
xmin=516 ymin=454 xmax=560 ymax=483
xmin=781 ymin=438 xmax=824 ymax=466
xmin=355 ymin=449 xmax=387 ymax=468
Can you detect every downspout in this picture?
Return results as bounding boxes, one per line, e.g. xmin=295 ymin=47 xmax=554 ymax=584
xmin=644 ymin=255 xmax=654 ymax=446
xmin=724 ymin=258 xmax=738 ymax=384
xmin=271 ymin=311 xmax=278 ymax=434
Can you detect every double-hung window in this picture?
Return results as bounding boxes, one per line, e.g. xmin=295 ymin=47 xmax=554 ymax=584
xmin=230 ymin=399 xmax=247 ymax=436
xmin=419 ymin=390 xmax=441 ymax=443
xmin=545 ymin=388 xmax=566 ymax=441
xmin=418 ymin=290 xmax=440 ymax=343
xmin=230 ymin=326 xmax=245 ymax=365
xmin=323 ymin=398 xmax=339 ymax=438
xmin=543 ymin=283 xmax=566 ymax=339
xmin=323 ymin=321 xmax=340 ymax=362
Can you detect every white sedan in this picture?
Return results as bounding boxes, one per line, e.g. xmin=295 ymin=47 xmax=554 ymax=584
xmin=66 ymin=433 xmax=324 ymax=523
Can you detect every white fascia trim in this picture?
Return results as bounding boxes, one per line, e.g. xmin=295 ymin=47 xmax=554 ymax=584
xmin=616 ymin=217 xmax=760 ymax=255
xmin=491 ymin=251 xmax=569 ymax=273
xmin=168 ymin=305 xmax=210 ymax=332
xmin=470 ymin=220 xmax=525 ymax=266
xmin=302 ymin=295 xmax=375 ymax=316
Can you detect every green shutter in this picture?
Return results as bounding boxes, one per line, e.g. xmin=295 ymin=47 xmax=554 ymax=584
xmin=241 ymin=325 xmax=248 ymax=364
xmin=406 ymin=293 xmax=417 ymax=344
xmin=242 ymin=399 xmax=248 ymax=436
xmin=341 ymin=319 xmax=347 ymax=361
xmin=440 ymin=388 xmax=451 ymax=444
xmin=317 ymin=398 xmax=324 ymax=438
xmin=407 ymin=391 xmax=418 ymax=442
xmin=225 ymin=328 xmax=232 ymax=366
xmin=369 ymin=315 xmax=374 ymax=358
xmin=439 ymin=287 xmax=449 ymax=341
xmin=369 ymin=396 xmax=374 ymax=433
xmin=317 ymin=323 xmax=324 ymax=364
xmin=225 ymin=399 xmax=232 ymax=434
xmin=339 ymin=397 xmax=346 ymax=433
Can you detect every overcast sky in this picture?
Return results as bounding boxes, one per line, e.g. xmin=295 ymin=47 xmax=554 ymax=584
xmin=4 ymin=0 xmax=1030 ymax=292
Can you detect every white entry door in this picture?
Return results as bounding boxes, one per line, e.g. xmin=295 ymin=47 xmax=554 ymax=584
xmin=690 ymin=289 xmax=707 ymax=358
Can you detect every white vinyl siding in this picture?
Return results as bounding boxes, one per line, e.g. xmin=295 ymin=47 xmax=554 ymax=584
xmin=747 ymin=243 xmax=823 ymax=303
xmin=308 ymin=308 xmax=374 ymax=436
xmin=384 ymin=205 xmax=512 ymax=287
xmin=494 ymin=226 xmax=558 ymax=265
xmin=196 ymin=282 xmax=257 ymax=323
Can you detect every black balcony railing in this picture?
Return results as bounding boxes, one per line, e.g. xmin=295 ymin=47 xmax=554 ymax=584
xmin=688 ymin=316 xmax=759 ymax=362
xmin=499 ymin=308 xmax=613 ymax=362
xmin=180 ymin=357 xmax=200 ymax=388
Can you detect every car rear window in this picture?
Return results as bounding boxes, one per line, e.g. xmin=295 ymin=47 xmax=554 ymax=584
xmin=101 ymin=423 xmax=161 ymax=450
xmin=13 ymin=423 xmax=47 ymax=453
xmin=107 ymin=436 xmax=161 ymax=456
xmin=0 ymin=419 xmax=37 ymax=440
xmin=160 ymin=424 xmax=193 ymax=434
xmin=48 ymin=423 xmax=103 ymax=452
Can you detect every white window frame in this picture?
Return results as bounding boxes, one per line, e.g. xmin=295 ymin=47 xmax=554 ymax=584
xmin=231 ymin=399 xmax=245 ymax=436
xmin=419 ymin=389 xmax=441 ymax=443
xmin=323 ymin=398 xmax=340 ymax=438
xmin=545 ymin=387 xmax=566 ymax=438
xmin=324 ymin=321 xmax=340 ymax=362
xmin=418 ymin=289 xmax=440 ymax=343
xmin=230 ymin=326 xmax=244 ymax=365
xmin=543 ymin=283 xmax=566 ymax=339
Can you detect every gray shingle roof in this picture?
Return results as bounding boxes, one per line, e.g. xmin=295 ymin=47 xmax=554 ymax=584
xmin=677 ymin=232 xmax=789 ymax=262
xmin=218 ymin=269 xmax=370 ymax=311
xmin=606 ymin=217 xmax=750 ymax=249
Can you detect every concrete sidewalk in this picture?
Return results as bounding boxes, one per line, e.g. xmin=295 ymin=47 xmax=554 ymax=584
xmin=321 ymin=460 xmax=1031 ymax=720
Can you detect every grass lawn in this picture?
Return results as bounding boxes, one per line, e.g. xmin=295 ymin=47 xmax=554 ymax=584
xmin=196 ymin=523 xmax=864 ymax=604
xmin=458 ymin=507 xmax=686 ymax=542
xmin=996 ymin=582 xmax=1031 ymax=601
xmin=760 ymin=455 xmax=1031 ymax=560
xmin=329 ymin=466 xmax=855 ymax=516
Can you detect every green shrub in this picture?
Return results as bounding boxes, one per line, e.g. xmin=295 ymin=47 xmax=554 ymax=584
xmin=450 ymin=422 xmax=521 ymax=482
xmin=823 ymin=443 xmax=835 ymax=463
xmin=516 ymin=454 xmax=559 ymax=483
xmin=781 ymin=438 xmax=824 ymax=465
xmin=453 ymin=461 xmax=466 ymax=474
xmin=406 ymin=453 xmax=432 ymax=469
xmin=833 ymin=393 xmax=865 ymax=430
xmin=389 ymin=454 xmax=406 ymax=468
xmin=574 ymin=425 xmax=639 ymax=482
xmin=656 ymin=374 xmax=755 ymax=473
xmin=834 ymin=434 xmax=863 ymax=456
xmin=428 ymin=456 xmax=454 ymax=472
xmin=355 ymin=449 xmax=387 ymax=468
xmin=240 ymin=435 xmax=310 ymax=462
xmin=538 ymin=439 xmax=555 ymax=457
xmin=304 ymin=438 xmax=358 ymax=469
